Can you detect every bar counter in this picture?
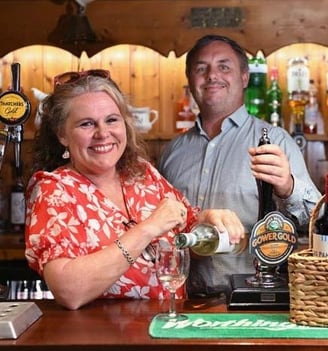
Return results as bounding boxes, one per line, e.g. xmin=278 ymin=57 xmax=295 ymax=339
xmin=0 ymin=298 xmax=327 ymax=351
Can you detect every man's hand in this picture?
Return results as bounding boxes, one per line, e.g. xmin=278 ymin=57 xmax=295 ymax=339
xmin=249 ymin=144 xmax=294 ymax=199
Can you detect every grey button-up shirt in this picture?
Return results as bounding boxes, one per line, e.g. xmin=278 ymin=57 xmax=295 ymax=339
xmin=158 ymin=105 xmax=321 ymax=296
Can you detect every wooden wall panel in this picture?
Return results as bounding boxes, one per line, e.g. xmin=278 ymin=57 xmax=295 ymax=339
xmin=2 ymin=43 xmax=328 ymax=139
xmin=89 ymin=45 xmax=132 ymax=94
xmin=159 ymin=52 xmax=187 ymax=136
xmin=3 ymin=1 xmax=328 ymax=58
xmin=129 ymin=46 xmax=159 ymax=109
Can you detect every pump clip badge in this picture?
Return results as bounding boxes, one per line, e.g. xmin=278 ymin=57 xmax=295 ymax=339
xmin=0 ymin=91 xmax=31 ymax=126
xmin=0 ymin=62 xmax=31 ymax=126
xmin=249 ymin=211 xmax=297 ymax=266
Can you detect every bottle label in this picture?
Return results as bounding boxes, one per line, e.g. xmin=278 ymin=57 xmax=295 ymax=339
xmin=214 ymin=229 xmax=235 ymax=253
xmin=249 ymin=63 xmax=267 ymax=74
xmin=250 ymin=97 xmax=265 ymax=106
xmin=270 ymin=112 xmax=280 ymax=125
xmin=287 ymin=65 xmax=310 ymax=93
xmin=176 ymin=120 xmax=194 ymax=129
xmin=11 ymin=192 xmax=25 ymax=224
xmin=313 ymin=233 xmax=328 ymax=257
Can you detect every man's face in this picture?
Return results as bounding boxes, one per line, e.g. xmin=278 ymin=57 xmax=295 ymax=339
xmin=188 ymin=41 xmax=249 ymax=116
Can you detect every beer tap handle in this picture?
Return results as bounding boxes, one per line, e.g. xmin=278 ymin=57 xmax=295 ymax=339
xmin=0 ymin=125 xmax=9 ymax=171
xmin=11 ymin=63 xmax=21 ymax=92
xmin=11 ymin=125 xmax=23 ymax=171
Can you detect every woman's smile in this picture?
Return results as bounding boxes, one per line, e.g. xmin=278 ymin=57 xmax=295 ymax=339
xmin=89 ymin=143 xmax=117 ymax=154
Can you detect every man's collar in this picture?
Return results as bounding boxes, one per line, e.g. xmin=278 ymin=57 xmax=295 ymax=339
xmin=195 ymin=105 xmax=249 ymax=135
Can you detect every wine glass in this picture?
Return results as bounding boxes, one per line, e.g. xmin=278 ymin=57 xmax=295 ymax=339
xmin=155 ymin=243 xmax=190 ymax=321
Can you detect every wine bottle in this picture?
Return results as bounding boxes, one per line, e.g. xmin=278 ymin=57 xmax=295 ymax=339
xmin=313 ymin=174 xmax=328 ymax=257
xmin=10 ymin=165 xmax=25 ymax=233
xmin=0 ymin=176 xmax=8 ymax=233
xmin=287 ymin=57 xmax=309 ymax=135
xmin=175 ymin=85 xmax=196 ymax=133
xmin=30 ymin=280 xmax=43 ymax=300
xmin=175 ymin=223 xmax=234 ymax=256
xmin=257 ymin=128 xmax=275 ymax=219
xmin=16 ymin=280 xmax=29 ymax=300
xmin=304 ymin=79 xmax=324 ymax=134
xmin=41 ymin=280 xmax=55 ymax=299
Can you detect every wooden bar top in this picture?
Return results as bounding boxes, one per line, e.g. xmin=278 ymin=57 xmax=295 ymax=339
xmin=0 ymin=298 xmax=327 ymax=350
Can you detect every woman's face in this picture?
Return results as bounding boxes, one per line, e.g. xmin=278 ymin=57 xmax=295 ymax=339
xmin=58 ymin=91 xmax=127 ymax=177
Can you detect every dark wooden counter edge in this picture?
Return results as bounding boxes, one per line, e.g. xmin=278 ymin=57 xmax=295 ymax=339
xmin=0 ymin=298 xmax=328 ymax=351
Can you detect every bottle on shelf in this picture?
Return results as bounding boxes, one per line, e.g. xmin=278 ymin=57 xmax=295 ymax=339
xmin=41 ymin=280 xmax=55 ymax=299
xmin=245 ymin=50 xmax=268 ymax=120
xmin=10 ymin=165 xmax=26 ymax=233
xmin=266 ymin=67 xmax=283 ymax=127
xmin=30 ymin=280 xmax=43 ymax=300
xmin=175 ymin=85 xmax=196 ymax=133
xmin=0 ymin=176 xmax=8 ymax=233
xmin=313 ymin=173 xmax=328 ymax=257
xmin=304 ymin=79 xmax=323 ymax=134
xmin=287 ymin=57 xmax=310 ymax=135
xmin=175 ymin=223 xmax=234 ymax=256
xmin=16 ymin=280 xmax=29 ymax=300
xmin=326 ymin=71 xmax=328 ymax=111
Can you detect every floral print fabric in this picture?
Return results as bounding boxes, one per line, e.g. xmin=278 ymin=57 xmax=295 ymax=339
xmin=25 ymin=161 xmax=199 ymax=299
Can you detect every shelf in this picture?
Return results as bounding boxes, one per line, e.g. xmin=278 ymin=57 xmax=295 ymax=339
xmin=0 ymin=234 xmax=25 ymax=260
xmin=304 ymin=133 xmax=328 ymax=142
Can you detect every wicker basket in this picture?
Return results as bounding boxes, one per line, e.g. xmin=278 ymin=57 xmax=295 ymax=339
xmin=288 ymin=195 xmax=328 ymax=327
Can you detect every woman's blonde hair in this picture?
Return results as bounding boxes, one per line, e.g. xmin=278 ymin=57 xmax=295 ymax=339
xmin=33 ymin=75 xmax=148 ymax=177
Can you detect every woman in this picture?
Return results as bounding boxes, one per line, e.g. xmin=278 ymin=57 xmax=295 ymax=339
xmin=25 ymin=70 xmax=245 ymax=310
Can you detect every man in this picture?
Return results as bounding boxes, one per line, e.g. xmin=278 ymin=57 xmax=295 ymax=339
xmin=158 ymin=35 xmax=321 ymax=298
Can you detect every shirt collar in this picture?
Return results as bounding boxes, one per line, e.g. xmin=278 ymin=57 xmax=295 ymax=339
xmin=195 ymin=105 xmax=249 ymax=136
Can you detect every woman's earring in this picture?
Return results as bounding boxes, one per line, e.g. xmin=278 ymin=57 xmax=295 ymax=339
xmin=62 ymin=148 xmax=70 ymax=159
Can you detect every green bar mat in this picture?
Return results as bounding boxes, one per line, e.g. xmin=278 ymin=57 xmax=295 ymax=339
xmin=149 ymin=313 xmax=328 ymax=338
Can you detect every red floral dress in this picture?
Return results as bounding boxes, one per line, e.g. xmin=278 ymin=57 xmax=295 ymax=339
xmin=25 ymin=161 xmax=199 ymax=299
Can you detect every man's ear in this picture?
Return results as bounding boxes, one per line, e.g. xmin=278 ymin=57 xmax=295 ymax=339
xmin=242 ymin=71 xmax=250 ymax=89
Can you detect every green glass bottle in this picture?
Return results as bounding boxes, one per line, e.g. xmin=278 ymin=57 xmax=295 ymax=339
xmin=267 ymin=67 xmax=283 ymax=127
xmin=245 ymin=50 xmax=268 ymax=120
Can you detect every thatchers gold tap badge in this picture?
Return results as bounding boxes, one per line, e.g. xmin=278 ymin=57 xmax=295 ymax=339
xmin=0 ymin=91 xmax=31 ymax=125
xmin=249 ymin=211 xmax=297 ymax=266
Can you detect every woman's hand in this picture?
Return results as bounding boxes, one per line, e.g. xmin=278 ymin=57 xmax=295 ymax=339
xmin=197 ymin=209 xmax=245 ymax=244
xmin=140 ymin=198 xmax=187 ymax=238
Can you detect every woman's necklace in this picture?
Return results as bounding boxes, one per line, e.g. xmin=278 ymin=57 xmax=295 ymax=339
xmin=120 ymin=176 xmax=137 ymax=229
xmin=120 ymin=176 xmax=156 ymax=262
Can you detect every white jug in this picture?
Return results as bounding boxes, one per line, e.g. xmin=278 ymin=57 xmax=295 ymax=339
xmin=129 ymin=106 xmax=159 ymax=133
xmin=31 ymin=87 xmax=49 ymax=129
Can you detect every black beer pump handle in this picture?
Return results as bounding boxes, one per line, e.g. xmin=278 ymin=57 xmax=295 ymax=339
xmin=11 ymin=63 xmax=21 ymax=92
xmin=258 ymin=128 xmax=275 ymax=219
xmin=10 ymin=63 xmax=23 ymax=172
